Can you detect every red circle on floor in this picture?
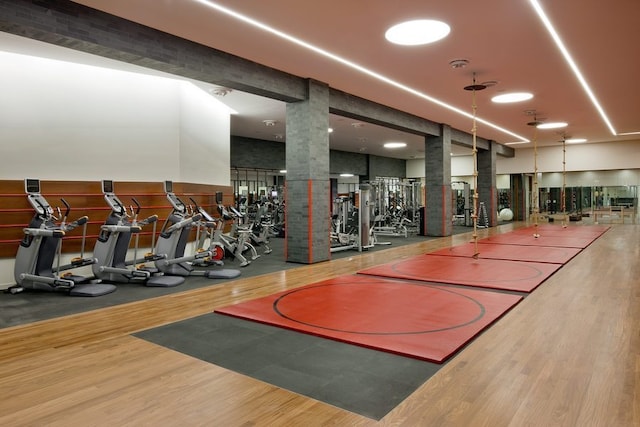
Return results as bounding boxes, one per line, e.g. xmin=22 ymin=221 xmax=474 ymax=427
xmin=273 ymin=280 xmax=485 ymax=335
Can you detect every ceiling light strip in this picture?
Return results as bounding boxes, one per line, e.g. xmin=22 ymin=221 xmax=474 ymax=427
xmin=528 ymin=0 xmax=617 ymax=136
xmin=194 ymin=0 xmax=529 ymax=142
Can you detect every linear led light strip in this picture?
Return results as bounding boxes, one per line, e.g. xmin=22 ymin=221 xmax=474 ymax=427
xmin=193 ymin=0 xmax=530 ymax=142
xmin=529 ymin=0 xmax=618 ymax=136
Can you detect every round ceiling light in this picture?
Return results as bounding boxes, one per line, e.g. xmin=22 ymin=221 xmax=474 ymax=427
xmin=384 ymin=142 xmax=407 ymax=148
xmin=537 ymin=122 xmax=568 ymax=129
xmin=385 ymin=20 xmax=451 ymax=45
xmin=491 ymin=92 xmax=534 ymax=103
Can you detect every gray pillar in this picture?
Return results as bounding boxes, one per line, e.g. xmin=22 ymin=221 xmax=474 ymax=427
xmin=425 ymin=125 xmax=452 ymax=236
xmin=285 ymin=80 xmax=330 ymax=263
xmin=478 ymin=141 xmax=498 ymax=227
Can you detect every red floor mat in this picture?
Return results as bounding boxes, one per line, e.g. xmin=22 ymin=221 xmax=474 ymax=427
xmin=358 ymin=254 xmax=561 ymax=292
xmin=216 ymin=275 xmax=522 ymax=363
xmin=511 ymin=224 xmax=609 ymax=238
xmin=478 ymin=232 xmax=596 ymax=248
xmin=429 ymin=242 xmax=581 ymax=264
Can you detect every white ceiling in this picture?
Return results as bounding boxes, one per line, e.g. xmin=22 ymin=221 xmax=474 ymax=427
xmin=18 ymin=1 xmax=640 ymax=159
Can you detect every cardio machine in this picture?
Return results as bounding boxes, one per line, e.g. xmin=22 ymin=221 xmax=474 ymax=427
xmin=12 ymin=179 xmax=116 ymax=296
xmin=153 ymin=181 xmax=241 ymax=279
xmin=92 ymin=180 xmax=184 ymax=287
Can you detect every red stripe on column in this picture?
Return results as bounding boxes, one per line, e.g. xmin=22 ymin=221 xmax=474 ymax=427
xmin=284 ymin=181 xmax=288 ymax=259
xmin=491 ymin=187 xmax=496 ymax=226
xmin=423 ymin=185 xmax=427 ymax=235
xmin=308 ymin=179 xmax=313 ymax=264
xmin=442 ymin=185 xmax=447 ymax=235
xmin=328 ymin=181 xmax=332 ymax=259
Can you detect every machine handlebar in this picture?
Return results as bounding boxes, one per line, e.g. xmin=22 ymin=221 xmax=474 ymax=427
xmin=138 ymin=214 xmax=158 ymax=226
xmin=60 ymin=198 xmax=71 ymax=219
xmin=23 ymin=228 xmax=65 ymax=238
xmin=131 ymin=198 xmax=142 ymax=215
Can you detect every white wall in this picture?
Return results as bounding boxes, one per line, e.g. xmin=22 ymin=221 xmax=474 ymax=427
xmin=496 ymin=140 xmax=640 ymax=174
xmin=407 ymin=140 xmax=640 ymax=187
xmin=0 ymin=51 xmax=233 ymax=286
xmin=179 ymin=82 xmax=231 ymax=185
xmin=407 ymin=155 xmax=474 ymax=178
xmin=0 ymin=51 xmax=231 ymax=183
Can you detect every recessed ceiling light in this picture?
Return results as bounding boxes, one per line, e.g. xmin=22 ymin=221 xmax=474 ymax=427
xmin=449 ymin=59 xmax=469 ymax=69
xmin=537 ymin=122 xmax=568 ymax=129
xmin=340 ymin=173 xmax=354 ymax=178
xmin=279 ymin=170 xmax=287 ymax=173
xmin=384 ymin=142 xmax=407 ymax=148
xmin=385 ymin=20 xmax=450 ymax=45
xmin=505 ymin=141 xmax=530 ymax=145
xmin=328 ymin=127 xmax=334 ymax=133
xmin=566 ymin=138 xmax=587 ymax=143
xmin=491 ymin=92 xmax=534 ymax=103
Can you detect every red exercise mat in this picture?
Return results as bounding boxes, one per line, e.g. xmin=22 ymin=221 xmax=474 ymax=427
xmin=429 ymin=242 xmax=581 ymax=264
xmin=216 ymin=275 xmax=522 ymax=363
xmin=358 ymin=254 xmax=561 ymax=292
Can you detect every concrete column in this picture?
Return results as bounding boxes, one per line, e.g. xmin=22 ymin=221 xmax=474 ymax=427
xmin=478 ymin=141 xmax=498 ymax=226
xmin=285 ymin=79 xmax=330 ymax=263
xmin=424 ymin=124 xmax=452 ymax=236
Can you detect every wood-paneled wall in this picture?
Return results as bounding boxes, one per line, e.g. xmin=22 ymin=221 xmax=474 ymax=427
xmin=0 ymin=180 xmax=233 ymax=259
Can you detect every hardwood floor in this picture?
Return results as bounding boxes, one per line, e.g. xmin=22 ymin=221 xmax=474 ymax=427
xmin=0 ymin=222 xmax=638 ymax=426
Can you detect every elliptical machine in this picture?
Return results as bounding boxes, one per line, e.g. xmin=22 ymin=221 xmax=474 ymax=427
xmin=92 ymin=180 xmax=184 ymax=287
xmin=153 ymin=181 xmax=241 ymax=279
xmin=12 ymin=179 xmax=116 ymax=296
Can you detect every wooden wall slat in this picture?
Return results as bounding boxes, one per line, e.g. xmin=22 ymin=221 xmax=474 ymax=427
xmin=0 ymin=180 xmax=233 ymax=259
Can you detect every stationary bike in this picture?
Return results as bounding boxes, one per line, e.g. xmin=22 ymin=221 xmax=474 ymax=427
xmin=11 ymin=179 xmax=116 ymax=296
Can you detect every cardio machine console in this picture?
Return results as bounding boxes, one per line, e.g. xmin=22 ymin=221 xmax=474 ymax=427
xmin=164 ymin=180 xmax=186 ymax=214
xmin=102 ymin=180 xmax=127 ymax=215
xmin=25 ymin=178 xmax=53 ymax=217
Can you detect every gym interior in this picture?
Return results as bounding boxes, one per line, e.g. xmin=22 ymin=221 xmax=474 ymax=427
xmin=1 ymin=1 xmax=639 ymax=426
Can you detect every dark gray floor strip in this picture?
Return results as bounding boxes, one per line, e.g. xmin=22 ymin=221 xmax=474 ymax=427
xmin=135 ymin=313 xmax=441 ymax=420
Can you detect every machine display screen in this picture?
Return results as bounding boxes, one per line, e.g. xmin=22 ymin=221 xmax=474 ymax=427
xmin=102 ymin=180 xmax=113 ymax=193
xmin=25 ymin=178 xmax=40 ymax=194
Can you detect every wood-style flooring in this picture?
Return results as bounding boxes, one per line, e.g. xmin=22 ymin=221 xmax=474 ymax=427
xmin=0 ymin=222 xmax=638 ymax=426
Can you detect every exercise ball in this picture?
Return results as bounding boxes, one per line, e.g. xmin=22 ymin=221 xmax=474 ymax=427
xmin=499 ymin=208 xmax=514 ymax=221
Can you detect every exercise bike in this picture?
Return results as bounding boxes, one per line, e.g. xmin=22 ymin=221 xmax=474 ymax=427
xmin=11 ymin=179 xmax=116 ymax=296
xmin=216 ymin=204 xmax=260 ymax=267
xmin=92 ymin=180 xmax=184 ymax=287
xmin=242 ymin=201 xmax=273 ymax=255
